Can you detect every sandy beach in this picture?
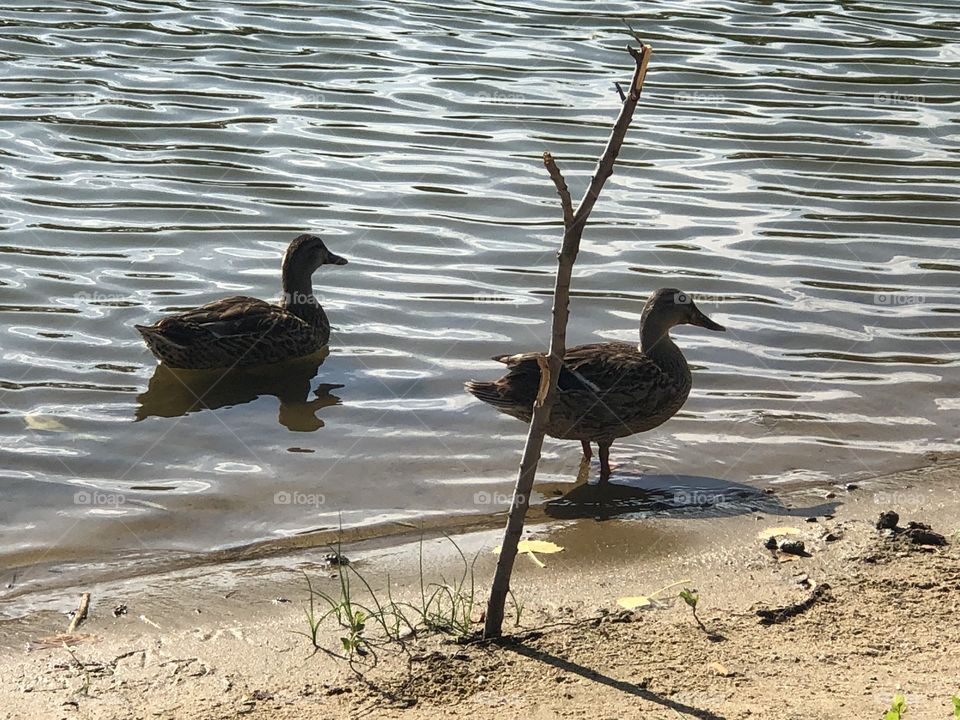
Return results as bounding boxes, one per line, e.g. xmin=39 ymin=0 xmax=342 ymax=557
xmin=2 ymin=457 xmax=959 ymax=720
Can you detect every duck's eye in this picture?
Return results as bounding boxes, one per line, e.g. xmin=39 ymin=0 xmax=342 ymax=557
xmin=676 ymin=293 xmax=688 ymax=304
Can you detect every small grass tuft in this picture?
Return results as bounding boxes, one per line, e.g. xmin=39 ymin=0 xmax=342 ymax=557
xmin=679 ymin=587 xmax=706 ymax=632
xmin=300 ymin=534 xmax=494 ymax=668
xmin=507 ymin=588 xmax=524 ymax=627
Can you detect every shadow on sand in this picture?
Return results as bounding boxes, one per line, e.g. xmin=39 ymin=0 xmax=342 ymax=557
xmin=511 ymin=461 xmax=835 ymax=719
xmin=135 ymin=350 xmax=342 ymax=432
xmin=503 ymin=639 xmax=727 ymax=720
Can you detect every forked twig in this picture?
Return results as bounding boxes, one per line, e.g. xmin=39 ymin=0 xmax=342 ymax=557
xmin=484 ymin=44 xmax=653 ymax=638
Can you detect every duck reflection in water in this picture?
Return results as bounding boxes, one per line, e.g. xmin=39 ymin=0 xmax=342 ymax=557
xmin=135 ymin=349 xmax=342 ymax=432
xmin=541 ymin=468 xmax=837 ymax=522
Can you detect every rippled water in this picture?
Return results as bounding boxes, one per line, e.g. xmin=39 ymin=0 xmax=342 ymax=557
xmin=1 ymin=0 xmax=958 ymax=598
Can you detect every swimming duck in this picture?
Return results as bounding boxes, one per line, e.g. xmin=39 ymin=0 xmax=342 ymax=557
xmin=136 ymin=234 xmax=347 ymax=370
xmin=465 ymin=288 xmax=725 ymax=485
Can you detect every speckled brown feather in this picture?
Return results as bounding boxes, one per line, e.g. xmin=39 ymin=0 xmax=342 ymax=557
xmin=466 ymin=288 xmax=725 ymax=485
xmin=136 ymin=296 xmax=329 ymax=370
xmin=136 ymin=234 xmax=345 ymax=370
xmin=466 ymin=341 xmax=691 ymax=442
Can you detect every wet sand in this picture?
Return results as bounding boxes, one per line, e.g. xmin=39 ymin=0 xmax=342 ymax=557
xmin=2 ymin=458 xmax=959 ymax=720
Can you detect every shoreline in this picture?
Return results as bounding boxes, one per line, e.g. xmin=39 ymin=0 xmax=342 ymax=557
xmin=1 ymin=457 xmax=959 ymax=718
xmin=3 ymin=450 xmax=948 ymax=619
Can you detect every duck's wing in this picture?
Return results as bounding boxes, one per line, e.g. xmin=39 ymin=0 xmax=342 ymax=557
xmin=494 ymin=341 xmax=641 ymax=378
xmin=491 ymin=342 xmax=658 ymax=394
xmin=139 ymin=296 xmax=304 ymax=346
xmin=556 ymin=342 xmax=656 ymax=392
xmin=494 ymin=342 xmax=670 ymax=412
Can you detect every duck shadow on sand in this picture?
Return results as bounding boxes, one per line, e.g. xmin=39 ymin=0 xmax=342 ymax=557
xmin=135 ymin=350 xmax=343 ymax=432
xmin=541 ymin=462 xmax=838 ymax=522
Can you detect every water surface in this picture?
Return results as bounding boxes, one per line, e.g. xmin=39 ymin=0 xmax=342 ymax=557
xmin=0 ymin=0 xmax=958 ymax=601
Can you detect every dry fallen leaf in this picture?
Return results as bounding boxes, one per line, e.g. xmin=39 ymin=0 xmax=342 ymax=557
xmin=614 ymin=579 xmax=692 ymax=611
xmin=517 ymin=540 xmax=563 ymax=554
xmin=757 ymin=526 xmax=803 ymax=541
xmin=709 ymin=661 xmax=733 ymax=677
xmin=493 ymin=539 xmax=564 ymax=568
xmin=616 ymin=595 xmax=652 ymax=610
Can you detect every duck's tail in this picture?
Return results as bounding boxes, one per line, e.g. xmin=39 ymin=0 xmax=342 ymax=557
xmin=135 ymin=323 xmax=159 ymax=344
xmin=136 ymin=323 xmax=188 ymax=349
xmin=465 ymin=380 xmax=513 ymax=410
xmin=465 ymin=379 xmax=535 ymax=425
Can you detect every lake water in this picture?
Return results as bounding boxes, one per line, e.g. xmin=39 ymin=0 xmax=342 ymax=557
xmin=1 ymin=0 xmax=958 ymax=604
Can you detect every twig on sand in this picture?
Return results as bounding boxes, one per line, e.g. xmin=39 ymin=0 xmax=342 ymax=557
xmin=140 ymin=614 xmax=162 ymax=630
xmin=67 ymin=592 xmax=91 ymax=633
xmin=757 ymin=583 xmax=832 ymax=625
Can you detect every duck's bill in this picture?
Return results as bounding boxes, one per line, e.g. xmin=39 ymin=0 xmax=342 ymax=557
xmin=328 ymin=253 xmax=348 ymax=266
xmin=691 ymin=310 xmax=725 ymax=332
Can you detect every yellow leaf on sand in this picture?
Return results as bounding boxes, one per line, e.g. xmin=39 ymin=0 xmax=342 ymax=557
xmin=709 ymin=661 xmax=733 ymax=677
xmin=614 ymin=579 xmax=693 ymax=611
xmin=517 ymin=540 xmax=563 ymax=554
xmin=757 ymin=526 xmax=803 ymax=541
xmin=493 ymin=540 xmax=564 ymax=568
xmin=616 ymin=596 xmax=652 ymax=610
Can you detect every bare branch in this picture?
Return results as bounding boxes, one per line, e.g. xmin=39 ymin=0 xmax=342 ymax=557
xmin=543 ymin=151 xmax=574 ymax=229
xmin=621 ymin=19 xmax=645 ymax=47
xmin=573 ymin=43 xmax=651 ymax=228
xmin=484 ymin=45 xmax=653 ymax=639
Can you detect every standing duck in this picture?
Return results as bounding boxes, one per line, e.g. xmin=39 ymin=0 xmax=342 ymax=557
xmin=136 ymin=234 xmax=347 ymax=370
xmin=465 ymin=288 xmax=725 ymax=485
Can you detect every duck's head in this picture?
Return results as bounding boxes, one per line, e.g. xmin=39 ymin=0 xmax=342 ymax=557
xmin=284 ymin=234 xmax=348 ymax=275
xmin=641 ymin=288 xmax=725 ymax=334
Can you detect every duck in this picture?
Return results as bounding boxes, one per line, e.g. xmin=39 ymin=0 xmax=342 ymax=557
xmin=136 ymin=234 xmax=347 ymax=370
xmin=465 ymin=288 xmax=725 ymax=485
